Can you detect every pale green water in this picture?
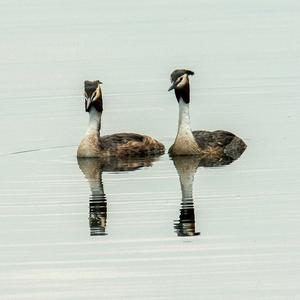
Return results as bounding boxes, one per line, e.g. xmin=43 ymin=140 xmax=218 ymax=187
xmin=1 ymin=0 xmax=300 ymax=299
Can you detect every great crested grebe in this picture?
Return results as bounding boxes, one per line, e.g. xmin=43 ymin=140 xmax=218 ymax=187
xmin=168 ymin=69 xmax=247 ymax=159
xmin=77 ymin=80 xmax=165 ymax=158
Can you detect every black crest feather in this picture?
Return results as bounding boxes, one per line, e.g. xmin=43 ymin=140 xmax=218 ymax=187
xmin=170 ymin=69 xmax=194 ymax=82
xmin=84 ymin=80 xmax=103 ymax=112
xmin=84 ymin=80 xmax=99 ymax=97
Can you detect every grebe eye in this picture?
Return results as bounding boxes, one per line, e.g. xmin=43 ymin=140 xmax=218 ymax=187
xmin=177 ymin=77 xmax=183 ymax=84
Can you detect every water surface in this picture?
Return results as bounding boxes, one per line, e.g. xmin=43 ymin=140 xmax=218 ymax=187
xmin=1 ymin=0 xmax=300 ymax=299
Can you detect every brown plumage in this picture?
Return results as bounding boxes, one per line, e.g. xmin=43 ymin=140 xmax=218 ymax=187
xmin=192 ymin=130 xmax=246 ymax=160
xmin=77 ymin=81 xmax=165 ymax=158
xmin=168 ymin=69 xmax=246 ymax=160
xmin=77 ymin=132 xmax=165 ymax=158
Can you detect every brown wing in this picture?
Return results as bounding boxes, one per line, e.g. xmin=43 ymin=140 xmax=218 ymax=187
xmin=192 ymin=130 xmax=246 ymax=160
xmin=101 ymin=133 xmax=144 ymax=148
xmin=192 ymin=130 xmax=235 ymax=149
xmin=100 ymin=133 xmax=165 ymax=157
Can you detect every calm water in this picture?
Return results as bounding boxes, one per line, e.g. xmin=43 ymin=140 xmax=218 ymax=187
xmin=1 ymin=0 xmax=300 ymax=299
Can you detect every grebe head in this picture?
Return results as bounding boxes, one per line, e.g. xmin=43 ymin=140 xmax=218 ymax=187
xmin=84 ymin=80 xmax=103 ymax=112
xmin=168 ymin=69 xmax=194 ymax=103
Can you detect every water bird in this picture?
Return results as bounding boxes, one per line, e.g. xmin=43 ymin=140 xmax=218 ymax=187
xmin=168 ymin=69 xmax=246 ymax=159
xmin=77 ymin=80 xmax=165 ymax=158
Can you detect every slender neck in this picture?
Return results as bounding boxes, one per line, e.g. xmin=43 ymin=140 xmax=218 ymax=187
xmin=86 ymin=107 xmax=102 ymax=135
xmin=177 ymin=99 xmax=193 ymax=137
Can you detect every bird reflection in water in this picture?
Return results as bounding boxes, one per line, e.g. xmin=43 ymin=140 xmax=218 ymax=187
xmin=77 ymin=156 xmax=159 ymax=236
xmin=172 ymin=155 xmax=235 ymax=237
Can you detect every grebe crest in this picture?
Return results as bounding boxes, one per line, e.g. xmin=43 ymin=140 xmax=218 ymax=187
xmin=84 ymin=80 xmax=103 ymax=112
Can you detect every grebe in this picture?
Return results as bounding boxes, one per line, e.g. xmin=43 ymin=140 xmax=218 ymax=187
xmin=168 ymin=69 xmax=247 ymax=159
xmin=77 ymin=80 xmax=165 ymax=158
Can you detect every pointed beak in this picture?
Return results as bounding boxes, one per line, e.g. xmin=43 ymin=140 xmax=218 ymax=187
xmin=85 ymin=98 xmax=92 ymax=112
xmin=168 ymin=81 xmax=176 ymax=91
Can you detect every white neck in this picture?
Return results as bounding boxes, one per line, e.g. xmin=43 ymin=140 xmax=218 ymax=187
xmin=86 ymin=107 xmax=102 ymax=135
xmin=176 ymin=99 xmax=194 ymax=140
xmin=170 ymin=98 xmax=199 ymax=155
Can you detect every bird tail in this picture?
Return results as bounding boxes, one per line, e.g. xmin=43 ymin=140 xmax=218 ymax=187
xmin=224 ymin=137 xmax=247 ymax=160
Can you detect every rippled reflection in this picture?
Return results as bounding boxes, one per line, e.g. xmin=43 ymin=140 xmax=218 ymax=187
xmin=172 ymin=155 xmax=235 ymax=237
xmin=77 ymin=156 xmax=159 ymax=236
